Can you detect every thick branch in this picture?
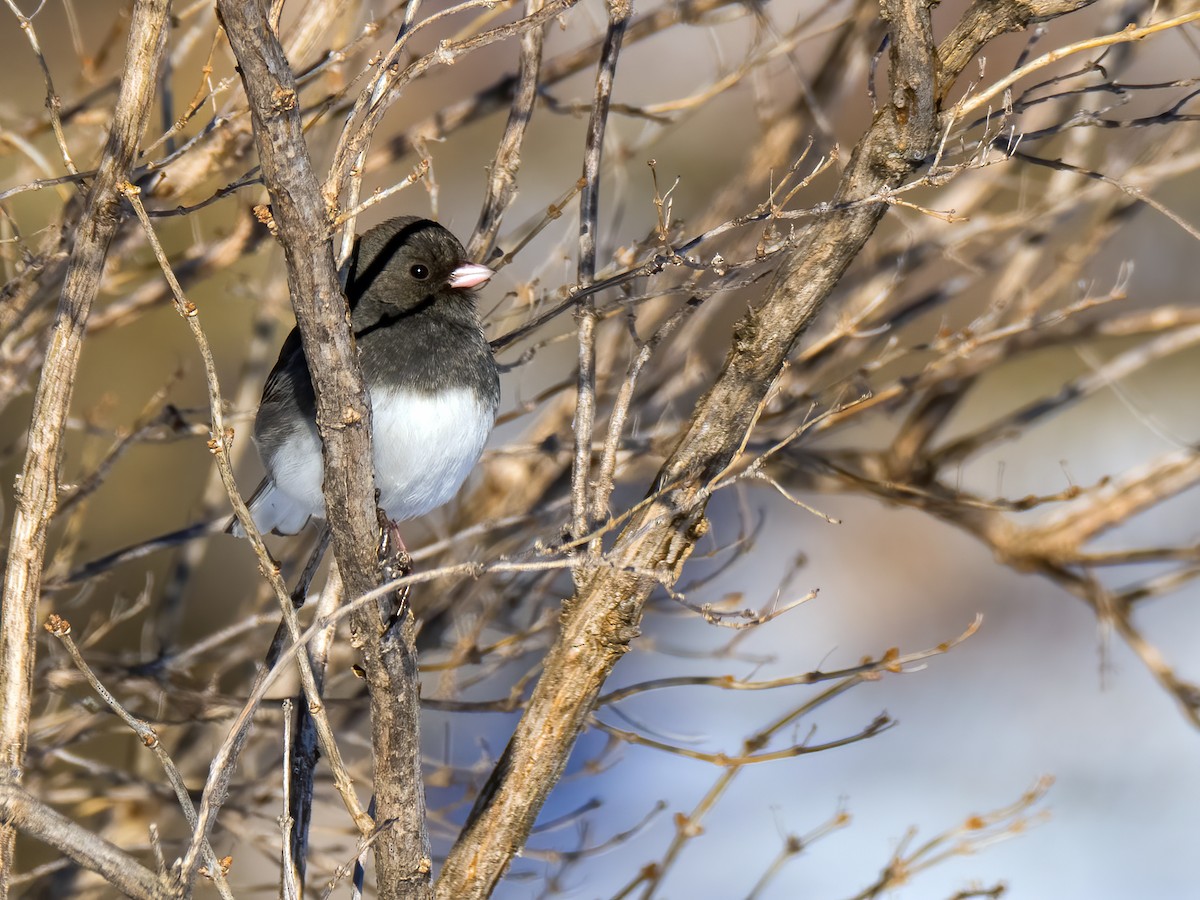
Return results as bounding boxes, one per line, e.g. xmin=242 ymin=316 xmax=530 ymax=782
xmin=213 ymin=2 xmax=378 ymax=597
xmin=0 ymin=1 xmax=169 ymax=894
xmin=216 ymin=3 xmax=432 ymax=897
xmin=435 ymin=0 xmax=1095 ymax=895
xmin=937 ymin=0 xmax=1098 ymax=98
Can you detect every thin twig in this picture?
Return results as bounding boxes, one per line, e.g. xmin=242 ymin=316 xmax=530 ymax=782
xmin=571 ymin=0 xmax=631 ymax=544
xmin=467 ymin=0 xmax=548 ymax=262
xmin=121 ymin=176 xmax=372 ymax=887
xmin=3 ymin=0 xmax=79 ymax=174
xmin=42 ymin=614 xmax=233 ymax=898
xmin=949 ymin=12 xmax=1200 ymax=122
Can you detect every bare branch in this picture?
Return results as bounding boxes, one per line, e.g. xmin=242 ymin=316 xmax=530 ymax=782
xmin=0 ymin=1 xmax=169 ymax=893
xmin=0 ymin=784 xmax=163 ymax=900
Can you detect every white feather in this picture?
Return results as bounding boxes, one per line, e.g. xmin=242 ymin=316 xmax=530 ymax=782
xmin=247 ymin=387 xmax=494 ymax=535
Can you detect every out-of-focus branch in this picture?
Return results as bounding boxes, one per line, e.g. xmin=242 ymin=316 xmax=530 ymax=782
xmin=626 ymin=619 xmax=980 ymax=899
xmin=0 ymin=1 xmax=169 ymax=894
xmin=42 ymin=612 xmax=232 ymax=898
xmin=947 ymin=9 xmax=1200 ymax=118
xmin=2 ymin=0 xmax=79 ymax=175
xmin=324 ymin=0 xmax=580 ymax=206
xmin=844 ymin=777 xmax=1053 ymax=900
xmin=936 ymin=0 xmax=1097 ymax=96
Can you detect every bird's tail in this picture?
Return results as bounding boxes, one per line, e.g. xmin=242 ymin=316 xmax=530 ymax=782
xmin=227 ymin=478 xmax=311 ymax=538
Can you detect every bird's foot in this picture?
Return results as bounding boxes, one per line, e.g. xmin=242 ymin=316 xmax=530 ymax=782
xmin=376 ymin=511 xmax=413 ymax=631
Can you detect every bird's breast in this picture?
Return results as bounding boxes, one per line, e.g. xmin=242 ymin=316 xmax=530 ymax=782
xmin=370 ymin=385 xmax=496 ymax=521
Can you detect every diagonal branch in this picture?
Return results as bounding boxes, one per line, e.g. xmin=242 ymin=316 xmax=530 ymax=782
xmin=435 ymin=1 xmax=1098 ymax=896
xmin=212 ymin=1 xmax=379 ymax=598
xmin=0 ymin=784 xmax=163 ymax=900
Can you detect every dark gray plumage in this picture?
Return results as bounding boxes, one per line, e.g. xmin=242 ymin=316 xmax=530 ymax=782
xmin=238 ymin=216 xmax=499 ymax=535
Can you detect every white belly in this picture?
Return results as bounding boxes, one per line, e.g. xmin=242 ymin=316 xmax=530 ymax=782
xmin=255 ymin=387 xmax=494 ymax=534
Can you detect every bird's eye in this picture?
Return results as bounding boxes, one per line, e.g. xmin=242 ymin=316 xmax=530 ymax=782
xmin=410 ymin=264 xmax=429 ymax=280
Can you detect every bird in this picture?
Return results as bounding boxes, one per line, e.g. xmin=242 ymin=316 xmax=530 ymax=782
xmin=53 ymin=216 xmax=497 ymax=588
xmin=234 ymin=215 xmax=499 ymax=537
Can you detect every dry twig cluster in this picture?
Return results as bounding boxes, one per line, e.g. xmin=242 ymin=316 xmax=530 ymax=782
xmin=1 ymin=0 xmax=1199 ymax=897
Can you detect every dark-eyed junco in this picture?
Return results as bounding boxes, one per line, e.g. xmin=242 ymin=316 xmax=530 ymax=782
xmin=234 ymin=216 xmax=498 ymax=536
xmin=53 ymin=217 xmax=497 ymax=588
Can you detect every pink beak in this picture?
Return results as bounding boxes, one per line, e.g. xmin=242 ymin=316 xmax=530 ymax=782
xmin=448 ymin=262 xmax=495 ymax=290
